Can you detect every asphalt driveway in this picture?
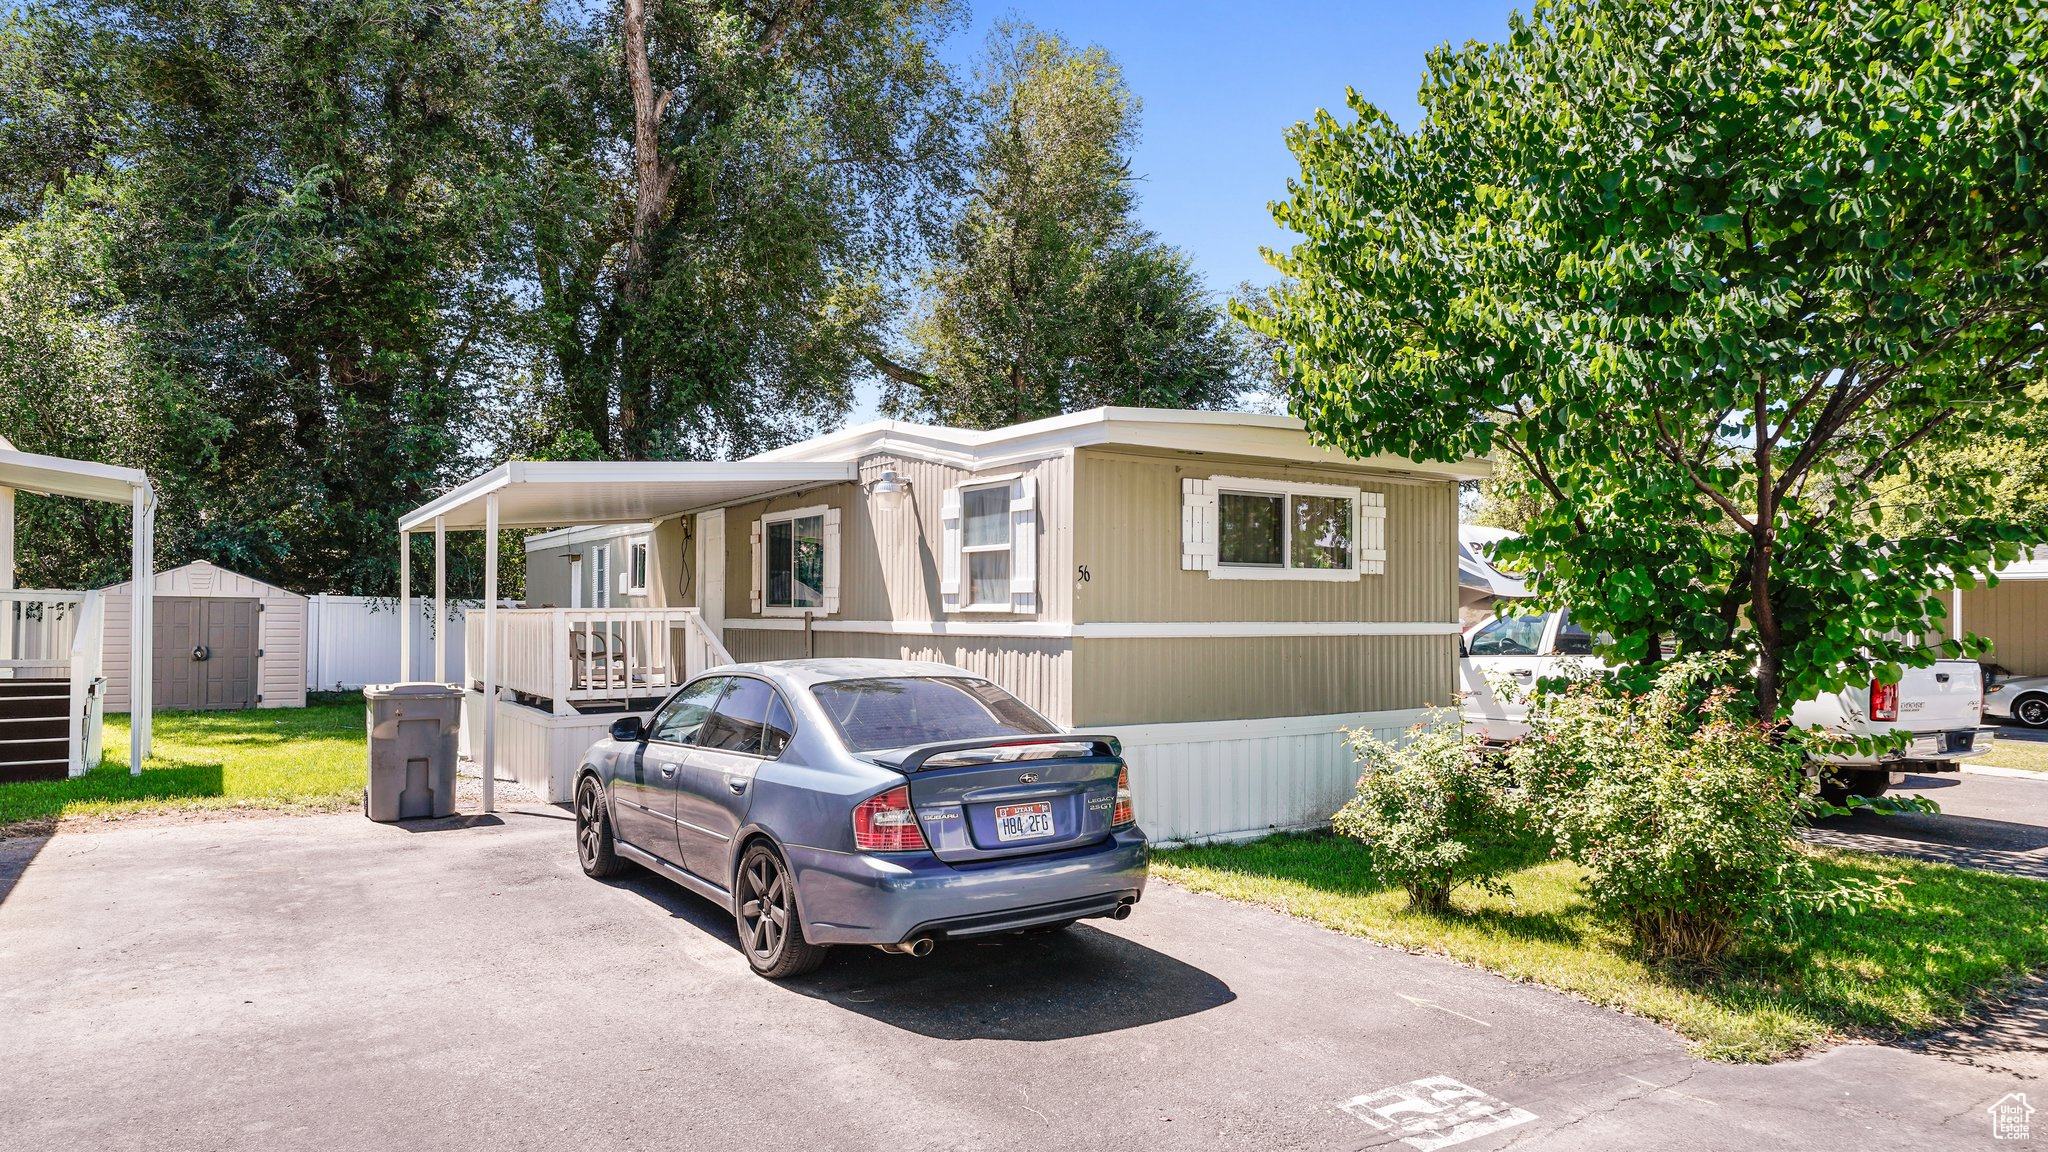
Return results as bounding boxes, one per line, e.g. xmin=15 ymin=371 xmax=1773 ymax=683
xmin=0 ymin=806 xmax=2041 ymax=1152
xmin=1804 ymin=770 xmax=2048 ymax=879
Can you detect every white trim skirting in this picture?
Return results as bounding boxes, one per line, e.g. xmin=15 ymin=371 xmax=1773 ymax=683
xmin=726 ymin=618 xmax=1464 ymax=640
xmin=1102 ymin=707 xmax=1425 ymax=844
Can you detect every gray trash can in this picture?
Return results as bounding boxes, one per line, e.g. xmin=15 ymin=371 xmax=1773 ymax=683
xmin=364 ymin=682 xmax=464 ymax=821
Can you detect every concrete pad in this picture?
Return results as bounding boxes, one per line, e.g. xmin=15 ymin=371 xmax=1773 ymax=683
xmin=0 ymin=810 xmax=2037 ymax=1151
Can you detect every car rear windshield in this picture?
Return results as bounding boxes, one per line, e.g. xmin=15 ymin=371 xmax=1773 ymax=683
xmin=811 ymin=676 xmax=1059 ymax=753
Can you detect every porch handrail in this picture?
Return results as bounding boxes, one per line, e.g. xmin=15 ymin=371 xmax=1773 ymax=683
xmin=66 ymin=590 xmax=105 ymax=775
xmin=0 ymin=588 xmax=88 ymax=673
xmin=464 ymin=606 xmax=729 ymax=715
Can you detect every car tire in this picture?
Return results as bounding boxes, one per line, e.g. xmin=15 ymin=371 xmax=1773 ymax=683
xmin=574 ymin=775 xmax=629 ymax=879
xmin=2013 ymin=693 xmax=2048 ymax=729
xmin=1820 ymin=768 xmax=1890 ymax=805
xmin=735 ymin=841 xmax=829 ymax=980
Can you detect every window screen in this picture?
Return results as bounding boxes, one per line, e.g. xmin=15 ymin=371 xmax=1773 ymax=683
xmin=766 ymin=515 xmax=824 ymax=609
xmin=1290 ymin=494 xmax=1354 ymax=570
xmin=1219 ymin=492 xmax=1284 ymax=566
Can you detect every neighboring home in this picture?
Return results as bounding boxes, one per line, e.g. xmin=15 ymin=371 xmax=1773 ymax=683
xmin=1457 ymin=525 xmax=1529 ymax=628
xmin=100 ymin=560 xmax=308 ymax=712
xmin=399 ymin=407 xmax=1486 ymax=842
xmin=1951 ymin=545 xmax=2048 ymax=676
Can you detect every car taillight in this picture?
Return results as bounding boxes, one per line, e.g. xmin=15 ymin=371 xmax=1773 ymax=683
xmin=1870 ymin=677 xmax=1899 ymax=723
xmin=1111 ymin=766 xmax=1135 ymax=829
xmin=852 ymin=784 xmax=928 ymax=852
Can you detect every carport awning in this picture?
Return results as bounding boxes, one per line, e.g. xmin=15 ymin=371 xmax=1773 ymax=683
xmin=397 ymin=460 xmax=859 ymax=532
xmin=0 ymin=446 xmax=153 ymax=505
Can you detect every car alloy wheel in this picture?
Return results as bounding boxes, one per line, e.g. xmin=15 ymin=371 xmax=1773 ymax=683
xmin=738 ymin=852 xmax=791 ymax=962
xmin=733 ymin=843 xmax=829 ymax=979
xmin=574 ymin=776 xmax=626 ymax=878
xmin=2018 ymin=695 xmax=2048 ymax=729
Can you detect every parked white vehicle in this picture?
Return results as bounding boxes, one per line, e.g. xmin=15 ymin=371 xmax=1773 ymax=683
xmin=1459 ymin=610 xmax=1994 ymax=798
xmin=1984 ymin=664 xmax=2048 ymax=729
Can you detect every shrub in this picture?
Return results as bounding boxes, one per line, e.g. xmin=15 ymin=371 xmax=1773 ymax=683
xmin=1333 ymin=709 xmax=1528 ymax=914
xmin=1511 ymin=657 xmax=1868 ymax=966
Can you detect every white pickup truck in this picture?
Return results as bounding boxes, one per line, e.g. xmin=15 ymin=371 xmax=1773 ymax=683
xmin=1459 ymin=609 xmax=1994 ymax=798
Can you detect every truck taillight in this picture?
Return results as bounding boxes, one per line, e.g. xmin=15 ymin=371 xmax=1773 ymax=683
xmin=852 ymin=784 xmax=928 ymax=852
xmin=1870 ymin=677 xmax=1899 ymax=723
xmin=1111 ymin=766 xmax=1135 ymax=829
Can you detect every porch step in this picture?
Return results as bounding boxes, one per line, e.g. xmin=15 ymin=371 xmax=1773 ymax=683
xmin=0 ymin=757 xmax=70 ymax=784
xmin=0 ymin=693 xmax=68 ymax=724
xmin=0 ymin=716 xmax=67 ymax=740
xmin=0 ymin=678 xmax=68 ymax=698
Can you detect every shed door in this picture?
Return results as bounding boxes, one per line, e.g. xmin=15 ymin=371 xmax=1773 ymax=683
xmin=154 ymin=597 xmax=260 ymax=711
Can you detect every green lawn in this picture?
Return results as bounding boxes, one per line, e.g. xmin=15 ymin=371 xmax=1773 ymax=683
xmin=0 ymin=694 xmax=366 ymax=833
xmin=1156 ymin=832 xmax=2048 ymax=1062
xmin=1977 ymin=735 xmax=2048 ymax=773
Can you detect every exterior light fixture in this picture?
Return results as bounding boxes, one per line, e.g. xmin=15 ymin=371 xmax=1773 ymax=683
xmin=870 ymin=468 xmax=910 ymax=513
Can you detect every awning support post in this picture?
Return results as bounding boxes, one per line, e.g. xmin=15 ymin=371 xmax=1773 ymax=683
xmin=398 ymin=529 xmax=411 ymax=680
xmin=482 ymin=493 xmax=498 ymax=815
xmin=130 ymin=483 xmax=153 ymax=773
xmin=433 ymin=516 xmax=447 ymax=684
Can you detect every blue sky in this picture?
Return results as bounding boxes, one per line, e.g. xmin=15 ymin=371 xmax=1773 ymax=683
xmin=852 ymin=0 xmax=1525 ymax=419
xmin=938 ymin=1 xmax=1524 ymax=290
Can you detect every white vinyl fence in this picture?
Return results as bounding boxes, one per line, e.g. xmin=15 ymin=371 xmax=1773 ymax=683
xmin=306 ymin=596 xmax=486 ymax=691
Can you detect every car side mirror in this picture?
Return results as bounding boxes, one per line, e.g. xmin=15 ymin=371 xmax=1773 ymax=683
xmin=609 ymin=715 xmax=646 ymax=743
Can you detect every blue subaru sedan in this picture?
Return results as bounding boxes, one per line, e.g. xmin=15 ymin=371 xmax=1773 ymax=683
xmin=572 ymin=659 xmax=1148 ymax=978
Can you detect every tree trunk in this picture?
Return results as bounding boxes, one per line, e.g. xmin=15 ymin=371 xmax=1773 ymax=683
xmin=1750 ymin=392 xmax=1781 ymax=722
xmin=620 ymin=0 xmax=677 ymax=460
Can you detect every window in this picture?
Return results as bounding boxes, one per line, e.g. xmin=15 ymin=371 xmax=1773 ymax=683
xmin=591 ymin=545 xmax=611 ymax=608
xmin=940 ymin=477 xmax=1036 ymax=614
xmin=766 ymin=513 xmax=824 ymax=610
xmin=961 ymin=483 xmax=1012 ymax=607
xmin=1207 ymin=480 xmax=1356 ymax=577
xmin=1553 ymin=611 xmax=1594 ymax=656
xmin=810 ymin=677 xmax=1059 ymax=754
xmin=626 ymin=538 xmax=649 ymax=596
xmin=1219 ymin=492 xmax=1283 ymax=567
xmin=649 ymin=676 xmax=726 ymax=745
xmin=697 ymin=677 xmax=782 ymax=756
xmin=750 ymin=505 xmax=840 ymax=617
xmin=1466 ymin=614 xmax=1548 ymax=657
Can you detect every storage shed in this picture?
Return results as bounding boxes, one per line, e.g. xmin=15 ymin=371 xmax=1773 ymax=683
xmin=102 ymin=561 xmax=308 ymax=711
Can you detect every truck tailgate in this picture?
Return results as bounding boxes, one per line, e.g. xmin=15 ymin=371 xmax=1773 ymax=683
xmin=1894 ymin=660 xmax=1984 ymax=731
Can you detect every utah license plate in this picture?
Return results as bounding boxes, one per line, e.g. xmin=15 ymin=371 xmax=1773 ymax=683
xmin=993 ymin=801 xmax=1054 ymax=842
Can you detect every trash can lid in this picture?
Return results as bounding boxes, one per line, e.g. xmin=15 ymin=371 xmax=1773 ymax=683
xmin=363 ymin=681 xmax=465 ymax=699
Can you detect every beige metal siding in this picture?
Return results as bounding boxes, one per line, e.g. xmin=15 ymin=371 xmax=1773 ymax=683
xmin=724 ymin=626 xmax=1072 ymax=726
xmin=1068 ymin=448 xmax=1459 ymax=726
xmin=1072 ymin=448 xmax=1457 ymax=624
xmin=1961 ymin=582 xmax=2048 ymax=676
xmin=720 ymin=453 xmax=1075 ymax=625
xmin=1070 ymin=635 xmax=1453 ymax=727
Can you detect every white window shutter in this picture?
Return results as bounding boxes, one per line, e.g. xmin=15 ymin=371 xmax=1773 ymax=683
xmin=1181 ymin=478 xmax=1217 ymax=571
xmin=822 ymin=507 xmax=842 ymax=615
xmin=1359 ymin=491 xmax=1387 ymax=575
xmin=749 ymin=520 xmax=764 ymax=612
xmin=939 ymin=486 xmax=962 ymax=611
xmin=1010 ymin=475 xmax=1037 ymax=613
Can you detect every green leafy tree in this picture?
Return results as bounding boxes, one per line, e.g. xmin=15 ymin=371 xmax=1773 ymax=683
xmin=513 ymin=0 xmax=968 ymax=461
xmin=877 ymin=23 xmax=1244 ymax=427
xmin=1244 ymin=0 xmax=2048 ymax=720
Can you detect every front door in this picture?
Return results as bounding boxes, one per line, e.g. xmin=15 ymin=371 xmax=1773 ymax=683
xmin=613 ymin=676 xmax=724 ymax=862
xmin=674 ymin=676 xmax=790 ymax=883
xmin=154 ymin=597 xmax=260 ymax=711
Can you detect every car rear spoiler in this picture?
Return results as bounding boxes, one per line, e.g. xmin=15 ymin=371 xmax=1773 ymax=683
xmin=876 ymin=734 xmax=1125 ymax=773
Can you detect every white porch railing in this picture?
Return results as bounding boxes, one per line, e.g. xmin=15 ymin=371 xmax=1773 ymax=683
xmin=0 ymin=590 xmax=87 ymax=679
xmin=464 ymin=607 xmax=734 ymax=716
xmin=0 ymin=590 xmax=105 ymax=776
xmin=67 ymin=590 xmax=105 ymax=775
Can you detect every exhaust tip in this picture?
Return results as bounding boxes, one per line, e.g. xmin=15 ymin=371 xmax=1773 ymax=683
xmin=1110 ymin=902 xmax=1133 ymax=921
xmin=905 ymin=936 xmax=935 ymax=958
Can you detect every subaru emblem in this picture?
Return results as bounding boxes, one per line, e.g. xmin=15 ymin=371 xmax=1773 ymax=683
xmin=1018 ymin=772 xmax=1039 ymax=784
